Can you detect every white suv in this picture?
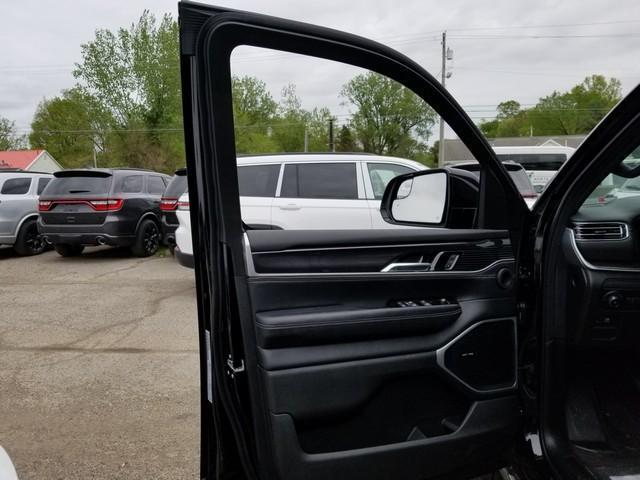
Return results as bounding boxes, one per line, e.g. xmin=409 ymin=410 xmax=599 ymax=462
xmin=174 ymin=153 xmax=427 ymax=267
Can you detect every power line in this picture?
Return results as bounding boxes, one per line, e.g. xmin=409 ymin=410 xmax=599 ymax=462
xmin=447 ymin=18 xmax=640 ymax=31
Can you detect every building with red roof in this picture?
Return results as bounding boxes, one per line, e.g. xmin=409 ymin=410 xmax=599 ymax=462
xmin=0 ymin=150 xmax=62 ymax=173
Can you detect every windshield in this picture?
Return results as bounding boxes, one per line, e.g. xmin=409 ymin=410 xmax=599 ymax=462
xmin=497 ymin=153 xmax=567 ymax=171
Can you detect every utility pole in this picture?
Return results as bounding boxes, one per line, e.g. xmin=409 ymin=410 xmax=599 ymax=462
xmin=92 ymin=143 xmax=97 ymax=168
xmin=328 ymin=118 xmax=335 ymax=152
xmin=438 ymin=31 xmax=453 ymax=167
xmin=304 ymin=126 xmax=309 ymax=152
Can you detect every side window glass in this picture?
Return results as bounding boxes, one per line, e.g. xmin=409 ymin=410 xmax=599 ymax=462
xmin=230 ymin=46 xmax=471 ymax=229
xmin=367 ymin=163 xmax=414 ymax=199
xmin=280 ymin=163 xmax=357 ymax=199
xmin=119 ymin=175 xmax=143 ymax=193
xmin=37 ymin=177 xmax=51 ymax=195
xmin=1 ymin=177 xmax=31 ymax=195
xmin=581 ymin=149 xmax=640 ymax=209
xmin=148 ymin=176 xmax=165 ymax=195
xmin=238 ymin=164 xmax=280 ymax=197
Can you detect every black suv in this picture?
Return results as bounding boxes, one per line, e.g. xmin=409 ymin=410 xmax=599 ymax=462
xmin=38 ymin=168 xmax=170 ymax=257
xmin=160 ymin=168 xmax=187 ymax=251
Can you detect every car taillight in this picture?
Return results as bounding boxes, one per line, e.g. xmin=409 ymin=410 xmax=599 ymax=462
xmin=89 ymin=199 xmax=123 ymax=211
xmin=160 ymin=198 xmax=178 ymax=211
xmin=177 ymin=201 xmax=190 ymax=211
xmin=38 ymin=201 xmax=53 ymax=211
xmin=38 ymin=198 xmax=123 ymax=212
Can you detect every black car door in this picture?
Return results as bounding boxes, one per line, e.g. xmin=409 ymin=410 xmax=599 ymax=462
xmin=178 ymin=3 xmax=531 ymax=479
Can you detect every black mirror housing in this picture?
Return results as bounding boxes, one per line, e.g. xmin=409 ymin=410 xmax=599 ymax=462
xmin=381 ymin=167 xmax=480 ymax=229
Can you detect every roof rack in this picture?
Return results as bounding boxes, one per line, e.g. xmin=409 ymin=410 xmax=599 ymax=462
xmin=0 ymin=168 xmax=52 ymax=175
xmin=236 ymin=152 xmax=376 ymax=157
xmin=57 ymin=167 xmax=164 ymax=174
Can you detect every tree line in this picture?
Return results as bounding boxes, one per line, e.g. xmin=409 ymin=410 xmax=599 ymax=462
xmin=0 ymin=10 xmax=625 ymax=172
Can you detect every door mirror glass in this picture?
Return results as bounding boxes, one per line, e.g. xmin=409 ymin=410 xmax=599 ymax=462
xmin=381 ymin=170 xmax=448 ymax=226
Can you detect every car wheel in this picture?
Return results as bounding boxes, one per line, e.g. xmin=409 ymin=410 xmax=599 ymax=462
xmin=14 ymin=218 xmax=46 ymax=256
xmin=54 ymin=244 xmax=85 ymax=257
xmin=132 ymin=219 xmax=160 ymax=257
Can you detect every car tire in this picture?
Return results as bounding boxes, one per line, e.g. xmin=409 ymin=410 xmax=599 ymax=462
xmin=13 ymin=218 xmax=46 ymax=256
xmin=54 ymin=244 xmax=85 ymax=257
xmin=131 ymin=219 xmax=160 ymax=257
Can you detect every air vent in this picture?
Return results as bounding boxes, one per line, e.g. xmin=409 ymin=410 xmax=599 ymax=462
xmin=573 ymin=222 xmax=629 ymax=241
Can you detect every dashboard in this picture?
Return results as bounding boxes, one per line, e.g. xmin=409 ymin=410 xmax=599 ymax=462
xmin=565 ymin=197 xmax=640 ymax=346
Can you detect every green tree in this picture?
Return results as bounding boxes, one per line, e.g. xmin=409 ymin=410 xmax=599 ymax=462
xmin=30 ymin=88 xmax=112 ymax=168
xmin=341 ymin=72 xmax=436 ymax=157
xmin=480 ymin=75 xmax=622 ymax=138
xmin=232 ymin=75 xmax=279 ymax=154
xmin=0 ymin=116 xmax=27 ymax=151
xmin=305 ymin=108 xmax=332 ymax=151
xmin=529 ymin=75 xmax=621 ymax=135
xmin=271 ymin=84 xmax=308 ymax=152
xmin=480 ymin=100 xmax=530 ymax=138
xmin=335 ymin=125 xmax=356 ymax=152
xmin=73 ymin=10 xmax=184 ymax=172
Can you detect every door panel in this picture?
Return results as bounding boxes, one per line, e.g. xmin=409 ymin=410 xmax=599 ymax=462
xmin=179 ymin=3 xmax=527 ymax=479
xmin=244 ymin=230 xmax=519 ymax=479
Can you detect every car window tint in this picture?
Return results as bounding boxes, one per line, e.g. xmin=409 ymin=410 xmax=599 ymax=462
xmin=1 ymin=177 xmax=31 ymax=195
xmin=45 ymin=175 xmax=112 ymax=195
xmin=118 ymin=175 xmax=143 ymax=193
xmin=497 ymin=153 xmax=567 ymax=171
xmin=367 ymin=163 xmax=414 ymax=199
xmin=164 ymin=174 xmax=188 ymax=198
xmin=280 ymin=163 xmax=357 ymax=199
xmin=148 ymin=176 xmax=165 ymax=194
xmin=37 ymin=177 xmax=51 ymax=195
xmin=508 ymin=169 xmax=536 ymax=195
xmin=238 ymin=164 xmax=280 ymax=197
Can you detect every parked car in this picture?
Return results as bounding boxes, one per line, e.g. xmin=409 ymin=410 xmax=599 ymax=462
xmin=0 ymin=446 xmax=18 ymax=480
xmin=0 ymin=169 xmax=52 ymax=255
xmin=174 ymin=191 xmax=192 ymax=268
xmin=450 ymin=161 xmax=539 ymax=208
xmin=160 ymin=168 xmax=187 ymax=251
xmin=179 ymin=4 xmax=640 ymax=480
xmin=493 ymin=145 xmax=575 ymax=193
xmin=38 ymin=168 xmax=170 ymax=257
xmin=172 ymin=154 xmax=428 ymax=268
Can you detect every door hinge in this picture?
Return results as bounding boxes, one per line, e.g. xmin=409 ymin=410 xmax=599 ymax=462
xmin=226 ymin=355 xmax=245 ymax=377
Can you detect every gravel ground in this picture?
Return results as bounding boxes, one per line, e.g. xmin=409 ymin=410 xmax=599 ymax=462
xmin=0 ymin=246 xmax=200 ymax=479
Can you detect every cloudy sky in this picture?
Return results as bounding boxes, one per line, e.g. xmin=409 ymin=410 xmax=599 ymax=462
xmin=2 ymin=0 xmax=640 ymax=136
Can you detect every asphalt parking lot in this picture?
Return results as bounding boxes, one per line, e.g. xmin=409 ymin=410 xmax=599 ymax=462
xmin=0 ymin=246 xmax=199 ymax=479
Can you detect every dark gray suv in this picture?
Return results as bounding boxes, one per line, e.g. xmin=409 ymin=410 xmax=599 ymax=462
xmin=38 ymin=168 xmax=170 ymax=257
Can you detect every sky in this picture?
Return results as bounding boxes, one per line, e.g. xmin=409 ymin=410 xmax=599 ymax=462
xmin=2 ymin=0 xmax=640 ymax=137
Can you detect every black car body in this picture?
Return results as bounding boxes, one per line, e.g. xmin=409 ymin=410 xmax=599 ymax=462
xmin=38 ymin=168 xmax=170 ymax=257
xmin=179 ymin=3 xmax=640 ymax=480
xmin=160 ymin=168 xmax=187 ymax=249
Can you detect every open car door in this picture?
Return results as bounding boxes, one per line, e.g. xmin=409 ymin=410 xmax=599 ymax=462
xmin=178 ymin=2 xmax=533 ymax=479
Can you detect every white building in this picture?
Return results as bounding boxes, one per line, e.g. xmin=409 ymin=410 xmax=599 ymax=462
xmin=0 ymin=150 xmax=62 ymax=173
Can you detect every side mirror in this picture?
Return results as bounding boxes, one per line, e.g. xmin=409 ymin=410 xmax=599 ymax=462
xmin=380 ymin=170 xmax=449 ymax=227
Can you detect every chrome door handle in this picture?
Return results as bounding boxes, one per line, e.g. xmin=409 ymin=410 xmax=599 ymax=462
xmin=381 ymin=262 xmax=432 ymax=272
xmin=279 ymin=204 xmax=301 ymax=211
